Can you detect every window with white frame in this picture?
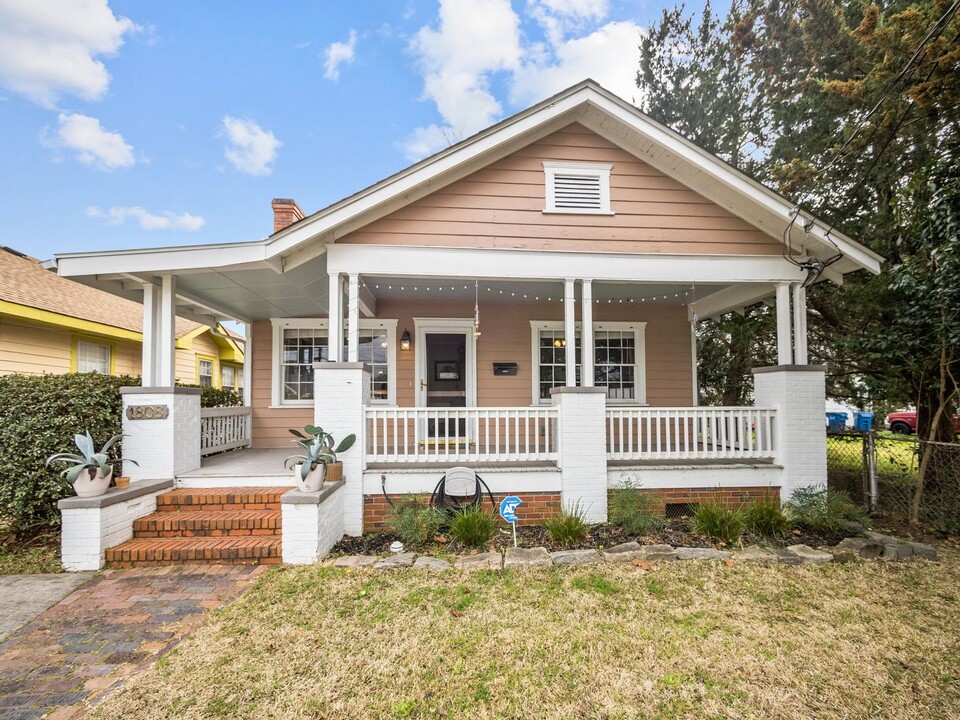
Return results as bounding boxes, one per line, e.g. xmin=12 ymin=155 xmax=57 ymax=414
xmin=198 ymin=358 xmax=214 ymax=387
xmin=75 ymin=340 xmax=111 ymax=374
xmin=530 ymin=321 xmax=645 ymax=404
xmin=271 ymin=319 xmax=397 ymax=406
xmin=221 ymin=364 xmax=237 ymax=390
xmin=543 ymin=161 xmax=612 ymax=214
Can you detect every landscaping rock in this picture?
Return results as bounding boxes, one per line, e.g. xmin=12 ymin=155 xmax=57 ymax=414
xmin=332 ymin=555 xmax=378 ymax=569
xmin=412 ymin=556 xmax=452 ymax=571
xmin=832 ymin=537 xmax=883 ymax=562
xmin=864 ymin=531 xmax=899 ymax=545
xmin=455 ymin=552 xmax=502 ymax=570
xmin=735 ymin=545 xmax=778 ymax=564
xmin=907 ymin=542 xmax=937 ymax=561
xmin=635 ymin=544 xmax=678 ymax=562
xmin=841 ymin=520 xmax=865 ymax=533
xmin=551 ymin=549 xmax=603 ymax=566
xmin=675 ymin=547 xmax=732 ymax=561
xmin=603 ymin=541 xmax=644 ymax=563
xmin=786 ymin=544 xmax=833 ymax=565
xmin=504 ymin=547 xmax=552 ymax=569
xmin=373 ymin=552 xmax=417 ymax=569
xmin=769 ymin=548 xmax=803 ymax=566
xmin=883 ymin=543 xmax=913 ymax=560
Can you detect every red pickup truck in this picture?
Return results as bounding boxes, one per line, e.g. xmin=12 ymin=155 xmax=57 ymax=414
xmin=886 ymin=410 xmax=960 ymax=434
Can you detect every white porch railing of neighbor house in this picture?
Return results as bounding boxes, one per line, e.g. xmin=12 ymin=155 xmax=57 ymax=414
xmin=606 ymin=407 xmax=777 ymax=461
xmin=200 ymin=406 xmax=252 ymax=456
xmin=365 ymin=407 xmax=559 ymax=463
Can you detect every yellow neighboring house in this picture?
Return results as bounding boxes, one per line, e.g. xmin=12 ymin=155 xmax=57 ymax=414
xmin=0 ymin=247 xmax=243 ymax=388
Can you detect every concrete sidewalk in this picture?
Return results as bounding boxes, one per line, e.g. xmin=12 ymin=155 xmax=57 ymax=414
xmin=0 ymin=574 xmax=93 ymax=644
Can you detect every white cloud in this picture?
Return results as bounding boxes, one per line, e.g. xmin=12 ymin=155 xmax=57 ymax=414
xmin=402 ymin=0 xmax=639 ymax=160
xmin=323 ymin=30 xmax=357 ymax=81
xmin=511 ymin=20 xmax=642 ymax=108
xmin=0 ymin=0 xmax=138 ymax=107
xmin=46 ymin=112 xmax=135 ymax=170
xmin=221 ymin=116 xmax=281 ymax=176
xmin=85 ymin=205 xmax=205 ymax=231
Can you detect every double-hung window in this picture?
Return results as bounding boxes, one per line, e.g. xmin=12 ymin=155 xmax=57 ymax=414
xmin=75 ymin=339 xmax=112 ymax=374
xmin=197 ymin=357 xmax=215 ymax=387
xmin=530 ymin=321 xmax=645 ymax=404
xmin=271 ymin=318 xmax=397 ymax=406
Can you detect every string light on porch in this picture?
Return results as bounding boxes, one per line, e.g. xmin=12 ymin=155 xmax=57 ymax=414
xmin=363 ymin=279 xmax=692 ymax=304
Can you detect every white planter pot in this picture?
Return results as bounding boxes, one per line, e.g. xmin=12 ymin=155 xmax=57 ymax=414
xmin=73 ymin=467 xmax=112 ymax=498
xmin=295 ymin=463 xmax=325 ymax=493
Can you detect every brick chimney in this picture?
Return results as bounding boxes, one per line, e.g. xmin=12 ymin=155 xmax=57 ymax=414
xmin=271 ymin=198 xmax=305 ymax=233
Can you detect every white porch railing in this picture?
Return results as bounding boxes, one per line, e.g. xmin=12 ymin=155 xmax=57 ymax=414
xmin=606 ymin=407 xmax=777 ymax=461
xmin=200 ymin=406 xmax=252 ymax=456
xmin=365 ymin=407 xmax=558 ymax=463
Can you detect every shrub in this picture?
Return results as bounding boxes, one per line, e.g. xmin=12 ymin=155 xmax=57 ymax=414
xmin=545 ymin=502 xmax=590 ymax=548
xmin=448 ymin=505 xmax=497 ymax=548
xmin=784 ymin=485 xmax=870 ymax=533
xmin=176 ymin=384 xmax=243 ymax=408
xmin=608 ymin=481 xmax=665 ymax=535
xmin=692 ymin=502 xmax=744 ymax=545
xmin=386 ymin=496 xmax=446 ymax=545
xmin=743 ymin=496 xmax=790 ymax=538
xmin=0 ymin=373 xmax=138 ymax=535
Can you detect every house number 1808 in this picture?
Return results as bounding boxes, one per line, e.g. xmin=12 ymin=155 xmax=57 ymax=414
xmin=126 ymin=405 xmax=169 ymax=420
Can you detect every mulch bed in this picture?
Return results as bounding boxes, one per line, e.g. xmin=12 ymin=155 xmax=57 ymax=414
xmin=331 ymin=519 xmax=850 ymax=557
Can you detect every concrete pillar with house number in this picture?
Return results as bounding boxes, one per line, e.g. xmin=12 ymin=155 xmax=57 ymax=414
xmin=312 ymin=362 xmax=370 ymax=535
xmin=552 ymin=386 xmax=608 ymax=522
xmin=120 ymin=386 xmax=201 ymax=482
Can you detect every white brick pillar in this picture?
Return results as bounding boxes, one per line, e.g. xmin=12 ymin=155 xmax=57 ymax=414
xmin=120 ymin=387 xmax=201 ymax=481
xmin=552 ymin=387 xmax=608 ymax=522
xmin=313 ymin=362 xmax=369 ymax=535
xmin=752 ymin=365 xmax=827 ymax=502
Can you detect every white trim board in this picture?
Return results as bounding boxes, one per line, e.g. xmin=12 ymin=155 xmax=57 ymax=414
xmin=413 ymin=317 xmax=478 ymax=409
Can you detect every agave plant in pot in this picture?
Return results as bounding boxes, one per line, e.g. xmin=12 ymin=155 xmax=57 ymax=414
xmin=46 ymin=431 xmax=139 ymax=498
xmin=285 ymin=425 xmax=356 ymax=492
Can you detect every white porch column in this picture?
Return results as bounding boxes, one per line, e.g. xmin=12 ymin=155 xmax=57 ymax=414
xmin=158 ymin=275 xmax=177 ymax=385
xmin=327 ymin=272 xmax=342 ymax=362
xmin=581 ymin=279 xmax=594 ymax=387
xmin=792 ymin=284 xmax=808 ymax=364
xmin=775 ymin=282 xmax=792 ymax=366
xmin=347 ymin=273 xmax=360 ymax=362
xmin=141 ymin=283 xmax=162 ymax=386
xmin=243 ymin=322 xmax=253 ymax=444
xmin=564 ymin=278 xmax=576 ymax=386
xmin=313 ymin=363 xmax=369 ymax=535
xmin=753 ymin=365 xmax=827 ymax=502
xmin=552 ymin=387 xmax=608 ymax=522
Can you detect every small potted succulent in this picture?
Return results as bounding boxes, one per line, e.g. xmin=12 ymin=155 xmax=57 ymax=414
xmin=285 ymin=425 xmax=356 ymax=491
xmin=46 ymin=431 xmax=138 ymax=498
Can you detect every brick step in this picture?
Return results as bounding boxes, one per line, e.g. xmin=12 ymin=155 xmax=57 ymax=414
xmin=155 ymin=487 xmax=291 ymax=512
xmin=105 ymin=537 xmax=282 ymax=567
xmin=133 ymin=510 xmax=281 ymax=538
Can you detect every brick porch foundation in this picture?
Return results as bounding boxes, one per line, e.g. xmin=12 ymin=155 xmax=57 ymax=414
xmin=611 ymin=486 xmax=780 ymax=514
xmin=363 ymin=491 xmax=562 ymax=531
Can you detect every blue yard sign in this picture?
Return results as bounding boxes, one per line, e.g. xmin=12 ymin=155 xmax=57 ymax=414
xmin=499 ymin=495 xmax=522 ymax=523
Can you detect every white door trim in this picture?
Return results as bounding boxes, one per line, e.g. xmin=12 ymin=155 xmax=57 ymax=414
xmin=413 ymin=317 xmax=477 ymax=409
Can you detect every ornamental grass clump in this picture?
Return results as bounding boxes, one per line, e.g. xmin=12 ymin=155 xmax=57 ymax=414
xmin=692 ymin=501 xmax=744 ymax=546
xmin=545 ymin=502 xmax=590 ymax=548
xmin=784 ymin=485 xmax=870 ymax=533
xmin=386 ymin=496 xmax=446 ymax=546
xmin=743 ymin=496 xmax=790 ymax=538
xmin=608 ymin=480 xmax=665 ymax=536
xmin=448 ymin=504 xmax=497 ymax=548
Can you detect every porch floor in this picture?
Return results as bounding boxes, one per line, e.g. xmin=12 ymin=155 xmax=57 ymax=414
xmin=183 ymin=448 xmax=292 ymax=479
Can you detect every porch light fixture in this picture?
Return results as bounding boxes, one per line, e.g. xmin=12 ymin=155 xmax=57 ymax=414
xmin=400 ymin=328 xmax=411 ymax=351
xmin=553 ymin=338 xmax=566 ymax=348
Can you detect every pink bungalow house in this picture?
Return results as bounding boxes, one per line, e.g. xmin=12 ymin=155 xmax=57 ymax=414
xmin=52 ymin=81 xmax=881 ymax=569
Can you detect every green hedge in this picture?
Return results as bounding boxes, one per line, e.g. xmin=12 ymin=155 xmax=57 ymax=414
xmin=0 ymin=373 xmax=137 ymax=535
xmin=0 ymin=374 xmax=244 ymax=535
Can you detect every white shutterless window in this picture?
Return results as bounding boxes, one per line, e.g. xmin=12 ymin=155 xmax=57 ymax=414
xmin=543 ymin=161 xmax=613 ymax=214
xmin=75 ymin=340 xmax=111 ymax=374
xmin=270 ymin=318 xmax=397 ymax=407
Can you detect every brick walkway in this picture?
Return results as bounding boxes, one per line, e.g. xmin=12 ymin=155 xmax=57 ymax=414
xmin=0 ymin=565 xmax=267 ymax=719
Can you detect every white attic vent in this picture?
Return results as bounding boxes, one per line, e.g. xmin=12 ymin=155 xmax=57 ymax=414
xmin=543 ymin=161 xmax=613 ymax=214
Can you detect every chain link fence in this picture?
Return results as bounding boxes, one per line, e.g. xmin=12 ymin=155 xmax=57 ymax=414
xmin=827 ymin=431 xmax=960 ymax=533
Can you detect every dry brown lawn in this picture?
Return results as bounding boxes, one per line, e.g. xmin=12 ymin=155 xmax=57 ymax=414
xmin=93 ymin=553 xmax=960 ymax=720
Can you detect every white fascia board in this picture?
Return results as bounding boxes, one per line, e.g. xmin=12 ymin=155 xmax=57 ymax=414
xmin=689 ymin=284 xmax=776 ymax=319
xmin=55 ymin=242 xmax=269 ymax=278
xmin=327 ymin=244 xmax=807 ymax=284
xmin=578 ymin=98 xmax=883 ymax=275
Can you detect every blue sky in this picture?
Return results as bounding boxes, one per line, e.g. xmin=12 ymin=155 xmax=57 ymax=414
xmin=0 ymin=0 xmax=722 ymax=260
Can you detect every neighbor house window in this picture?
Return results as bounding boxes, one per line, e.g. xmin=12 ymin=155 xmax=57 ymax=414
xmin=543 ymin=162 xmax=613 ymax=214
xmin=75 ymin=340 xmax=111 ymax=374
xmin=198 ymin=357 xmax=215 ymax=387
xmin=221 ymin=364 xmax=237 ymax=390
xmin=530 ymin=321 xmax=645 ymax=404
xmin=271 ymin=319 xmax=397 ymax=406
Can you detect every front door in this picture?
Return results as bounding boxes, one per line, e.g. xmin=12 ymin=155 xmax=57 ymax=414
xmin=415 ymin=319 xmax=477 ymax=441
